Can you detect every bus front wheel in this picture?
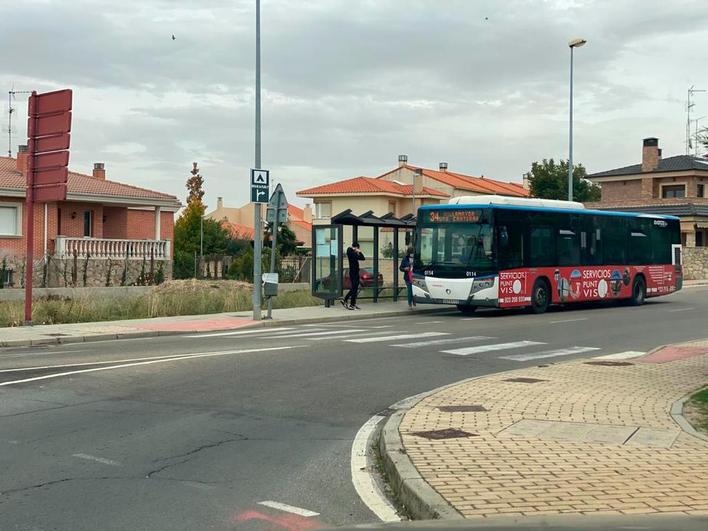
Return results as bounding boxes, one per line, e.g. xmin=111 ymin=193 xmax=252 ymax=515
xmin=456 ymin=304 xmax=477 ymax=315
xmin=530 ymin=279 xmax=550 ymax=314
xmin=629 ymin=276 xmax=646 ymax=306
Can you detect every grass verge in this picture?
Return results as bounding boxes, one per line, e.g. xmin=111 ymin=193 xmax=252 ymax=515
xmin=0 ymin=280 xmax=321 ymax=327
xmin=684 ymin=386 xmax=708 ymax=435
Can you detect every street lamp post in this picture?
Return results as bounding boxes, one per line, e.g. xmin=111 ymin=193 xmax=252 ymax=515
xmin=252 ymin=0 xmax=263 ymax=320
xmin=568 ymin=37 xmax=587 ymax=202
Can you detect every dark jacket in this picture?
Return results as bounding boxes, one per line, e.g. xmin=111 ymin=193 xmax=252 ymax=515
xmin=347 ymin=247 xmax=365 ymax=273
xmin=400 ymin=254 xmax=413 ymax=284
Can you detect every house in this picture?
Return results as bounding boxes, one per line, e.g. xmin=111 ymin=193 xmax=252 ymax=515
xmin=206 ymin=197 xmax=313 ymax=248
xmin=0 ymin=146 xmax=181 ymax=287
xmin=296 ymin=155 xmax=530 ymax=223
xmin=586 ymin=137 xmax=708 ymax=279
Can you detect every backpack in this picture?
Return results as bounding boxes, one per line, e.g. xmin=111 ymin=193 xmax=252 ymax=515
xmin=399 ymin=256 xmax=410 ymax=272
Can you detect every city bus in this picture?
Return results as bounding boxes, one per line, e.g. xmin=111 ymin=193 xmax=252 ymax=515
xmin=412 ymin=196 xmax=682 ymax=314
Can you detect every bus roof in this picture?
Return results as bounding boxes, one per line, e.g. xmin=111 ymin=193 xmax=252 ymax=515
xmin=419 ymin=201 xmax=680 ymax=221
xmin=449 ymin=195 xmax=585 ymax=210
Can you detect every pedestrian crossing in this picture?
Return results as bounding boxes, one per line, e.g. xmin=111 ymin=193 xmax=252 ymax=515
xmin=183 ymin=326 xmax=603 ymax=362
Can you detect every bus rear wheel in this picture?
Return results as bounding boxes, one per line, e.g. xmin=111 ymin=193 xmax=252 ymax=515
xmin=629 ymin=276 xmax=646 ymax=306
xmin=530 ymin=279 xmax=550 ymax=314
xmin=456 ymin=304 xmax=477 ymax=315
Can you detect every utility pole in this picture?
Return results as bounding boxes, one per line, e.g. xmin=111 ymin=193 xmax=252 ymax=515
xmin=252 ymin=0 xmax=263 ymax=320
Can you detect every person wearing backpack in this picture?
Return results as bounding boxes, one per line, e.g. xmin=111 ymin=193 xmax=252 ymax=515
xmin=399 ymin=246 xmax=416 ymax=309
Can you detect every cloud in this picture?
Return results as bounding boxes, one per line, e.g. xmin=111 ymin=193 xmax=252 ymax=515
xmin=1 ymin=0 xmax=706 ymax=210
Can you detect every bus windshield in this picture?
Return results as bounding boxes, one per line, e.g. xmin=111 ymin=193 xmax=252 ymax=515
xmin=415 ymin=208 xmax=494 ymax=273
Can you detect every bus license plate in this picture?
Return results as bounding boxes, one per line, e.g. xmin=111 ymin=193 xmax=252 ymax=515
xmin=442 ymin=299 xmax=458 ymax=304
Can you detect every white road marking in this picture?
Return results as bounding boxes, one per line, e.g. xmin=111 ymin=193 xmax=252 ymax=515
xmin=442 ymin=340 xmax=545 ymax=356
xmin=257 ymin=501 xmax=320 ymax=517
xmin=594 ymin=351 xmax=646 ymax=360
xmin=183 ymin=328 xmax=294 ymax=338
xmin=667 ymin=307 xmax=694 ymax=312
xmin=0 ymin=349 xmax=261 ymax=373
xmin=417 ymin=320 xmax=443 ymax=324
xmin=461 ymin=317 xmax=482 ymax=321
xmin=392 ymin=336 xmax=493 ymax=348
xmin=499 ymin=346 xmax=600 ymax=361
xmin=266 ymin=329 xmax=366 ymax=338
xmin=346 ymin=332 xmax=449 ymax=343
xmin=0 ymin=346 xmax=297 ymax=387
xmin=72 ymin=453 xmax=121 ymax=467
xmin=549 ymin=318 xmax=588 ymax=324
xmin=350 ymin=415 xmax=400 ymax=522
xmin=307 ymin=331 xmax=399 ymax=341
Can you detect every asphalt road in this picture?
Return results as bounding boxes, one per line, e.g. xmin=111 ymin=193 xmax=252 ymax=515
xmin=1 ymin=287 xmax=706 ymax=530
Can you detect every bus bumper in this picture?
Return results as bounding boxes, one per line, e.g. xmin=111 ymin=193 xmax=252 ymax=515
xmin=412 ymin=276 xmax=499 ymax=307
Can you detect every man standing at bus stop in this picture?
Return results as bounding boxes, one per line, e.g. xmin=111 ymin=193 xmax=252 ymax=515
xmin=342 ymin=242 xmax=365 ymax=310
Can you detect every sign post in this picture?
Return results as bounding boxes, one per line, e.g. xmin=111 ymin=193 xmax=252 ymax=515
xmin=251 ymin=168 xmax=269 ymax=321
xmin=24 ymin=89 xmax=72 ymax=325
xmin=265 ymin=184 xmax=288 ymax=319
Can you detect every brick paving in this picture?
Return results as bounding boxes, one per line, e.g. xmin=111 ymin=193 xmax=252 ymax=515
xmin=399 ymin=342 xmax=708 ymax=518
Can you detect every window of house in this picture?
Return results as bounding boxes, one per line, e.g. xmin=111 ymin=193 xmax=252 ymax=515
xmin=662 ymin=184 xmax=685 ymax=198
xmin=698 ymin=184 xmax=705 ymax=198
xmin=0 ymin=203 xmax=21 ymax=236
xmin=697 ymin=231 xmax=705 ymax=247
xmin=83 ymin=210 xmax=93 ymax=237
xmin=315 ymin=202 xmax=332 ymax=220
xmin=388 ymin=201 xmax=396 ymax=215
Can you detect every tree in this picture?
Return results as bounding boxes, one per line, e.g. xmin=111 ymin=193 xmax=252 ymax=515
xmin=264 ymin=222 xmax=298 ymax=256
xmin=526 ymin=159 xmax=601 ymax=202
xmin=186 ymin=162 xmax=205 ymax=205
xmin=173 ymin=163 xmax=231 ymax=278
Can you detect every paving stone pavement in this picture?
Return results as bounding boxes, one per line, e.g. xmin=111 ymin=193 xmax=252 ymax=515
xmin=399 ymin=342 xmax=708 ymax=518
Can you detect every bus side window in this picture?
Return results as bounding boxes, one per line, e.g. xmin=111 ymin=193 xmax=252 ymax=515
xmin=497 ymin=224 xmax=524 ymax=269
xmin=530 ymin=226 xmax=554 ymax=267
xmin=601 ymin=217 xmax=627 ymax=265
xmin=557 ymin=229 xmax=580 ymax=266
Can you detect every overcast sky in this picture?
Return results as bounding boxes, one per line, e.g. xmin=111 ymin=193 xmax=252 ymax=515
xmin=2 ymin=0 xmax=707 ymax=208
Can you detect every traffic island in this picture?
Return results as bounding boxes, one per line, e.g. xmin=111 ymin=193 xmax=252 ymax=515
xmin=381 ymin=341 xmax=708 ymax=519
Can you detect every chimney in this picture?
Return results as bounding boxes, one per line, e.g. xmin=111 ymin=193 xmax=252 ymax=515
xmin=16 ymin=145 xmax=28 ymax=174
xmin=93 ymin=162 xmax=106 ymax=180
xmin=522 ymin=173 xmax=530 ymax=191
xmin=217 ymin=196 xmax=223 ymax=209
xmin=303 ymin=204 xmax=313 ymax=223
xmin=641 ymin=138 xmax=660 ymax=172
xmin=413 ymin=168 xmax=424 ymax=194
xmin=439 ymin=162 xmax=448 ymax=172
xmin=398 ymin=154 xmax=408 ymax=167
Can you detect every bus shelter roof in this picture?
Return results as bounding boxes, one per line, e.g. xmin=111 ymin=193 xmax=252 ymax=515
xmin=330 ymin=209 xmax=417 ymax=227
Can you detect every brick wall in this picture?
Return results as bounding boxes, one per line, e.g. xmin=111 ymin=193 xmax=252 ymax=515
xmin=600 ymin=180 xmax=642 ymax=202
xmin=124 ymin=209 xmax=173 ymax=241
xmin=0 ymin=197 xmax=58 ymax=258
xmin=58 ymin=202 xmax=103 ymax=238
xmin=103 ymin=206 xmax=129 ymax=239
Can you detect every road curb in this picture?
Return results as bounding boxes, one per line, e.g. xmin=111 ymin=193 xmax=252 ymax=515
xmin=671 ymin=388 xmax=708 ymax=443
xmin=378 ymin=409 xmax=464 ymax=521
xmin=0 ymin=306 xmax=452 ymax=349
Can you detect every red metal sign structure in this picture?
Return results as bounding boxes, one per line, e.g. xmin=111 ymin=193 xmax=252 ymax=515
xmin=24 ymin=89 xmax=72 ymax=325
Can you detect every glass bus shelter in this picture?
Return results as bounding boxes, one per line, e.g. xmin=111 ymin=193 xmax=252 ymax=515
xmin=311 ymin=210 xmax=416 ymax=305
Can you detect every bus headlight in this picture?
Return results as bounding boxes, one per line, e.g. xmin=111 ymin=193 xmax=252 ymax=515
xmin=412 ymin=277 xmax=427 ymax=291
xmin=469 ymin=277 xmax=494 ymax=295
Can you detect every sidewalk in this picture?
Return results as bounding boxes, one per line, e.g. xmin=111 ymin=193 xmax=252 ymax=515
xmin=382 ymin=341 xmax=708 ymax=520
xmin=0 ymin=300 xmax=449 ymax=348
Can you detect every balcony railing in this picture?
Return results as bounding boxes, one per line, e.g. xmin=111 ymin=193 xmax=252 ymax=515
xmin=55 ymin=237 xmax=171 ymax=260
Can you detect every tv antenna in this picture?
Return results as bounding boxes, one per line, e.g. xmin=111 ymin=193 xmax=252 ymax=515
xmin=686 ymin=86 xmax=706 ymax=156
xmin=7 ymin=87 xmax=32 ymax=157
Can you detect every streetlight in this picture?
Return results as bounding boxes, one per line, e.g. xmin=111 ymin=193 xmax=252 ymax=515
xmin=568 ymin=37 xmax=586 ymax=202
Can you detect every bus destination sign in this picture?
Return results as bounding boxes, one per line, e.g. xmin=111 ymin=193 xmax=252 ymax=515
xmin=425 ymin=209 xmax=480 ymax=224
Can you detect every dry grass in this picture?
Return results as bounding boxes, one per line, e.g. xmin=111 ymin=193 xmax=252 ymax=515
xmin=0 ymin=280 xmax=320 ymax=327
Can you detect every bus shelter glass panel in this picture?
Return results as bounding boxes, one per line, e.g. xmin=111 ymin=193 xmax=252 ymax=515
xmin=348 ymin=225 xmax=378 ymax=299
xmin=396 ymin=228 xmax=414 ymax=296
xmin=313 ymin=225 xmax=341 ymax=298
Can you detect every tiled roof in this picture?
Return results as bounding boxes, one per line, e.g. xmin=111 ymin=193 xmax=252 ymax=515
xmin=389 ymin=165 xmax=529 ymax=197
xmin=297 ymin=176 xmax=450 ymax=197
xmin=287 ymin=204 xmax=305 ymax=220
xmin=290 ymin=219 xmax=312 ymax=231
xmin=223 ymin=221 xmax=255 ymax=240
xmin=588 ymin=155 xmax=708 ymax=178
xmin=0 ymin=156 xmax=180 ymax=205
